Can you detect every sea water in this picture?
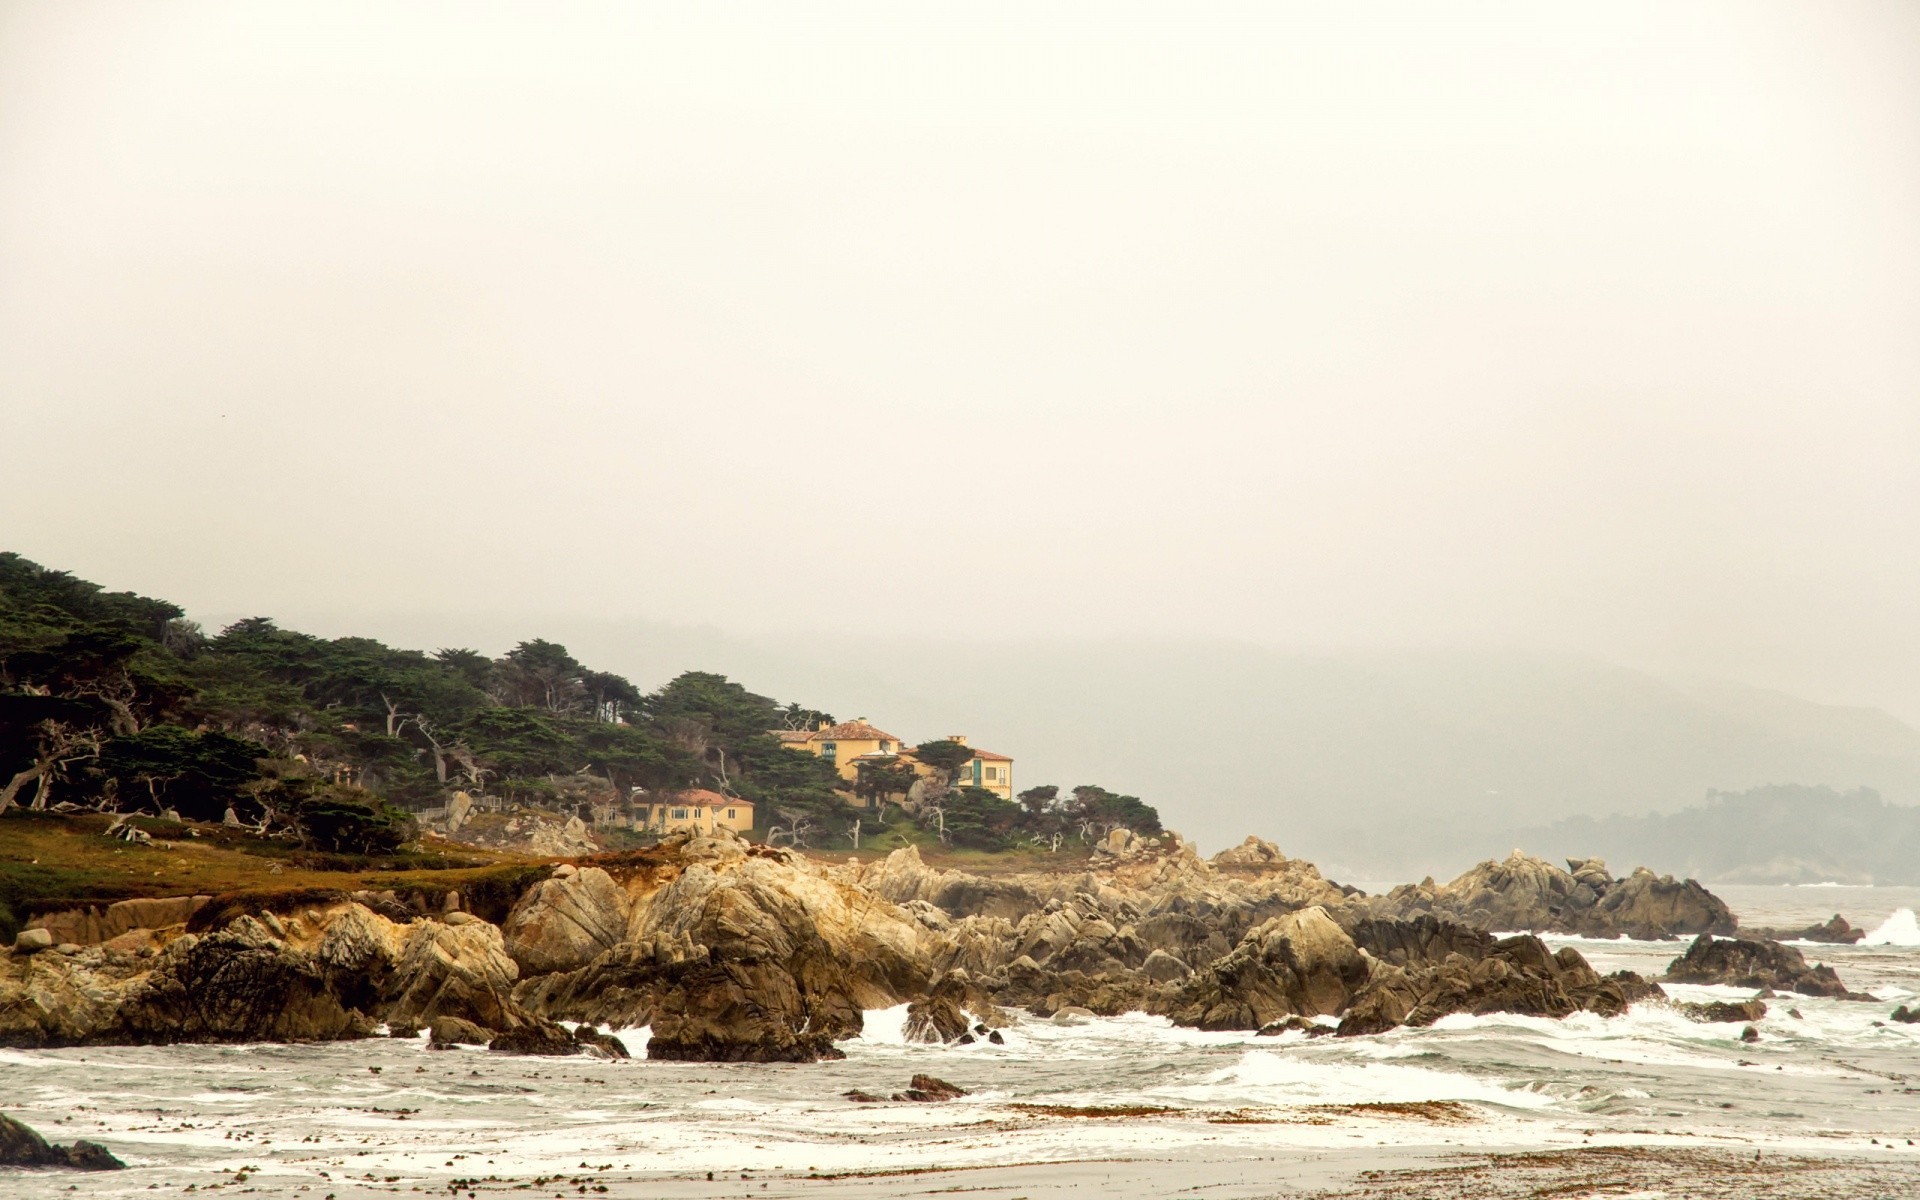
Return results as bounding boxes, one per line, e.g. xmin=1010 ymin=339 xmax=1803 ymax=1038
xmin=5 ymin=889 xmax=1919 ymax=1198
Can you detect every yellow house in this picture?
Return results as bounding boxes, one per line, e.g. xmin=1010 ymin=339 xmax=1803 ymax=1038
xmin=774 ymin=719 xmax=907 ymax=781
xmin=773 ymin=720 xmax=1014 ymax=804
xmin=635 ymin=788 xmax=754 ymax=835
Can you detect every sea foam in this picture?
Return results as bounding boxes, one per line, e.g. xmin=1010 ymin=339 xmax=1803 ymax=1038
xmin=1863 ymin=908 xmax=1920 ymax=947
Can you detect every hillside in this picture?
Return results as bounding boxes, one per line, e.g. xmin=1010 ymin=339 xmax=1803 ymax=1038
xmin=0 ymin=554 xmax=1154 ymax=889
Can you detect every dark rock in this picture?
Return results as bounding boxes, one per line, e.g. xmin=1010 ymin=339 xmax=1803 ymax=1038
xmin=569 ymin=1025 xmax=630 ymax=1059
xmin=894 ymin=1074 xmax=968 ymax=1102
xmin=1337 ymin=934 xmax=1656 ymax=1036
xmin=904 ymin=970 xmax=1002 ymax=1044
xmin=1680 ymin=999 xmax=1768 ymax=1024
xmin=843 ymin=1090 xmax=886 ymax=1103
xmin=1891 ymin=1005 xmax=1920 ymax=1024
xmin=1749 ymin=915 xmax=1865 ymax=945
xmin=1664 ymin=935 xmax=1863 ymax=999
xmin=0 ymin=1114 xmax=125 ymax=1170
xmin=1740 ymin=1025 xmax=1761 ymax=1043
xmin=488 ymin=1020 xmax=580 ymax=1056
xmin=1256 ymin=1015 xmax=1332 ymax=1038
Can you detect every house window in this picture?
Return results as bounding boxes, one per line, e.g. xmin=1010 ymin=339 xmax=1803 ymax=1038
xmin=726 ymin=809 xmax=736 ymax=820
xmin=986 ymin=767 xmax=998 ymax=781
xmin=822 ymin=742 xmax=837 ymax=756
xmin=671 ymin=808 xmax=688 ymax=819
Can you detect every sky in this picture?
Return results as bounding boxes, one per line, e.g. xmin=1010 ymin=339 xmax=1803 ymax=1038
xmin=3 ymin=2 xmax=1919 ymax=724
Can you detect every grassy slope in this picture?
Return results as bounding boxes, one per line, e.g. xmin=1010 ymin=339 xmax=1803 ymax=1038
xmin=0 ymin=811 xmax=545 ymax=931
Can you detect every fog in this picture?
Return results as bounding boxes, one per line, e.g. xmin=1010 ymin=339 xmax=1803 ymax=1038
xmin=4 ymin=3 xmax=1919 ymax=849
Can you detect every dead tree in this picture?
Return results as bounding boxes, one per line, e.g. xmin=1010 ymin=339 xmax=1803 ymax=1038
xmin=0 ymin=721 xmax=102 ymax=815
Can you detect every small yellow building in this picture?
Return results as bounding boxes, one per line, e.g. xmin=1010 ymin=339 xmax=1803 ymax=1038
xmin=635 ymin=788 xmax=754 ymax=835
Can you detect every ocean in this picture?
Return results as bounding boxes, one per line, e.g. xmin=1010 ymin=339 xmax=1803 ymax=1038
xmin=5 ymin=887 xmax=1920 ymax=1198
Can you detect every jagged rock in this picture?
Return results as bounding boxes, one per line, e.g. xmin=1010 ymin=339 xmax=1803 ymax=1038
xmin=1681 ymin=999 xmax=1768 ymax=1023
xmin=1 ymin=900 xmax=528 ymax=1048
xmin=1664 ymin=935 xmax=1862 ymax=999
xmin=904 ymin=970 xmax=1002 ymax=1043
xmin=0 ymin=1113 xmax=124 ymax=1170
xmin=1368 ymin=851 xmax=1734 ymax=940
xmin=843 ymin=1089 xmax=887 ymax=1103
xmin=1211 ymin=836 xmax=1290 ymax=870
xmin=500 ymin=867 xmax=631 ymax=975
xmin=1164 ymin=907 xmax=1370 ymax=1031
xmin=1890 ymin=1005 xmax=1919 ymax=1024
xmin=1336 ymin=932 xmax=1656 ymax=1036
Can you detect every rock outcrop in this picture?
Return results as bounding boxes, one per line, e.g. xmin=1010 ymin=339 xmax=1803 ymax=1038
xmin=512 ymin=834 xmax=931 ymax=1061
xmin=1747 ymin=915 xmax=1865 ymax=945
xmin=500 ymin=866 xmax=631 ymax=975
xmin=0 ymin=1113 xmax=124 ymax=1170
xmin=1163 ymin=907 xmax=1370 ymax=1030
xmin=1663 ymin=934 xmax=1863 ymax=999
xmin=1368 ymin=852 xmax=1735 ymax=940
xmin=0 ymin=900 xmax=525 ymax=1048
xmin=2 ymin=825 xmax=1703 ymax=1059
xmin=1336 ymin=929 xmax=1656 ymax=1036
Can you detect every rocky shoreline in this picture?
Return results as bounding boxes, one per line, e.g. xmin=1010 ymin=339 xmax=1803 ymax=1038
xmin=0 ymin=829 xmax=1860 ymax=1065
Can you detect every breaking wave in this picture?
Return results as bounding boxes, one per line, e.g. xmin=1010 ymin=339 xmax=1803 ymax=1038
xmin=1862 ymin=908 xmax=1920 ymax=946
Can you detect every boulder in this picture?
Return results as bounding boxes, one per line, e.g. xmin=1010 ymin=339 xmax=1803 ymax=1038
xmin=428 ymin=1015 xmax=492 ymax=1047
xmin=1680 ymin=999 xmax=1768 ymax=1023
xmin=500 ymin=867 xmax=631 ymax=975
xmin=1140 ymin=949 xmax=1192 ymax=983
xmin=489 ymin=1019 xmax=581 ymax=1056
xmin=1664 ymin=935 xmax=1862 ymax=999
xmin=11 ymin=929 xmax=51 ymax=953
xmin=1890 ymin=1005 xmax=1919 ymax=1025
xmin=894 ymin=1074 xmax=968 ymax=1102
xmin=0 ymin=1113 xmax=124 ymax=1170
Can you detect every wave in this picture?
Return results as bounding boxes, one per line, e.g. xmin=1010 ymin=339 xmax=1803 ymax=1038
xmin=1862 ymin=908 xmax=1920 ymax=946
xmin=1155 ymin=1049 xmax=1554 ymax=1111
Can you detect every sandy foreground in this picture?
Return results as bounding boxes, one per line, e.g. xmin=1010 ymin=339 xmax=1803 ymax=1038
xmin=279 ymin=1145 xmax=1920 ymax=1200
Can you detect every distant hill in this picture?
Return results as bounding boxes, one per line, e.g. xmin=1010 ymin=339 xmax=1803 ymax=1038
xmin=1513 ymin=785 xmax=1920 ymax=885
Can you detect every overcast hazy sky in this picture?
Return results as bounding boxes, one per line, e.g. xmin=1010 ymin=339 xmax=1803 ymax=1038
xmin=4 ymin=3 xmax=1918 ymax=718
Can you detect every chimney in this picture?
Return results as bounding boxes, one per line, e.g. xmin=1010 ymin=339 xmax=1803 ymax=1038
xmin=817 ymin=720 xmax=830 ymax=730
xmin=947 ymin=735 xmax=967 ymax=746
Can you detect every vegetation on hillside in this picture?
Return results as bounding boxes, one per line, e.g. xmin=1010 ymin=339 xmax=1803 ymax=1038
xmin=0 ymin=553 xmax=1159 ymax=856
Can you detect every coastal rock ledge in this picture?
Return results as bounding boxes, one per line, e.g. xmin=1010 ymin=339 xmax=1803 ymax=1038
xmin=3 ymin=831 xmax=1778 ymax=1061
